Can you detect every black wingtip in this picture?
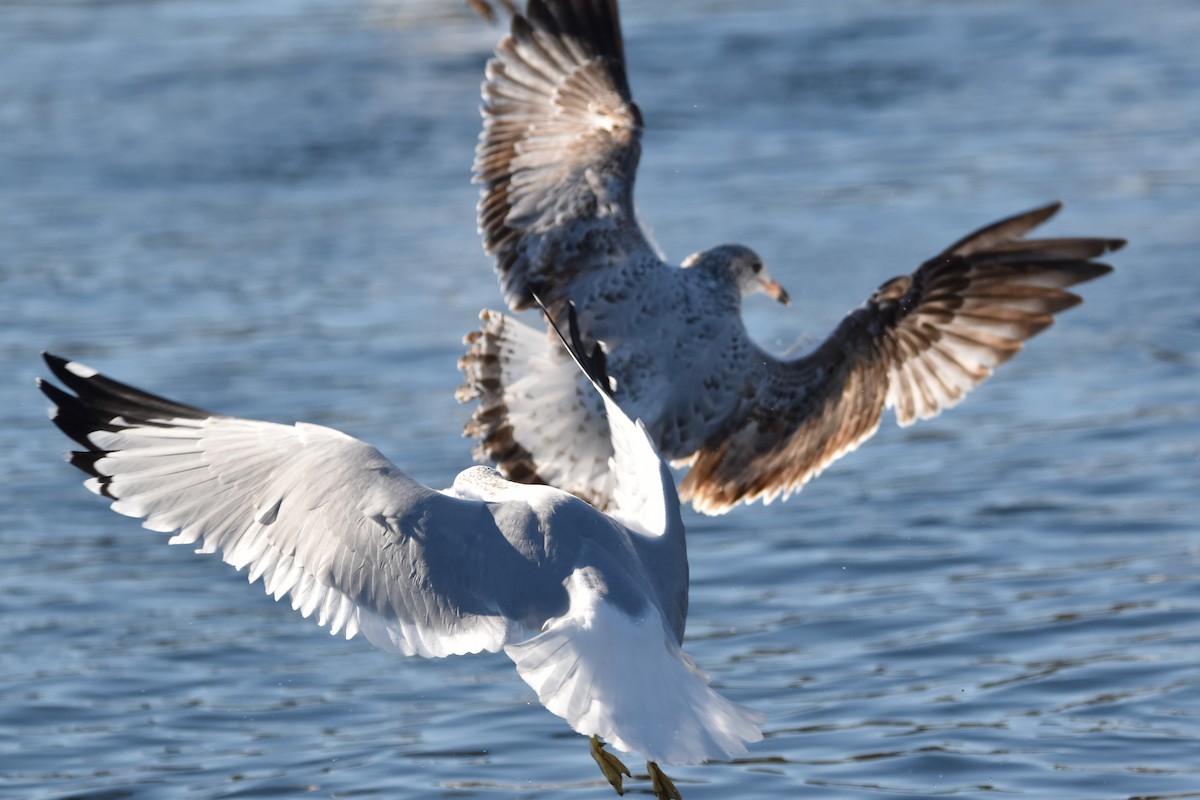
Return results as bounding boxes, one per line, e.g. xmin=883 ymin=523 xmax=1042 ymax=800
xmin=38 ymin=351 xmax=216 ymax=461
xmin=43 ymin=352 xmax=72 ymax=378
xmin=41 ymin=352 xmax=106 ymax=399
xmin=37 ymin=375 xmax=73 ymax=413
xmin=1021 ymin=200 xmax=1063 ymax=228
xmin=565 ymin=303 xmax=613 ymax=397
xmin=532 ymin=293 xmax=614 ymax=399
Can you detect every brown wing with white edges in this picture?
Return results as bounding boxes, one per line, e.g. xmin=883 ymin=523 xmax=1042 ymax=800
xmin=458 ymin=309 xmax=618 ymax=510
xmin=475 ymin=0 xmax=656 ymax=311
xmin=680 ymin=203 xmax=1123 ymax=515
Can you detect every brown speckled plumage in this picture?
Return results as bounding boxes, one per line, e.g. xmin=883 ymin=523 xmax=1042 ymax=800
xmin=460 ymin=1 xmax=1123 ymax=515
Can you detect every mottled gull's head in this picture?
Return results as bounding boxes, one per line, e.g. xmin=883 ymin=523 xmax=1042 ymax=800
xmin=682 ymin=244 xmax=790 ymax=306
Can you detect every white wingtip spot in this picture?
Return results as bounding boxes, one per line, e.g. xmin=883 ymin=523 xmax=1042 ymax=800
xmin=65 ymin=361 xmax=98 ymax=379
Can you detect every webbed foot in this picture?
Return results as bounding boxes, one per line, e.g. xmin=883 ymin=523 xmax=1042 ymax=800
xmin=647 ymin=761 xmax=683 ymax=800
xmin=589 ymin=735 xmax=632 ymax=796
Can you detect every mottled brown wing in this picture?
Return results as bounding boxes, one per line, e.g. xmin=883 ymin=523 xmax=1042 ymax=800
xmin=679 ymin=203 xmax=1124 ymax=515
xmin=475 ymin=0 xmax=655 ymax=311
xmin=466 ymin=0 xmax=517 ymax=24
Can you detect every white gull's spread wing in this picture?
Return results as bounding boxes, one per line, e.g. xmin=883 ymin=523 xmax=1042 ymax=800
xmin=475 ymin=0 xmax=661 ymax=311
xmin=680 ymin=203 xmax=1125 ymax=514
xmin=38 ymin=352 xmax=761 ymax=769
xmin=36 ymin=355 xmax=560 ymax=658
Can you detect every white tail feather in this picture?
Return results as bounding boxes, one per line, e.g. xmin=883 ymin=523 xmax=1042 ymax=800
xmin=505 ymin=569 xmax=763 ymax=765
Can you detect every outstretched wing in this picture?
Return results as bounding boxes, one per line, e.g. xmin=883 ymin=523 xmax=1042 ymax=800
xmin=38 ymin=354 xmax=573 ymax=658
xmin=681 ymin=203 xmax=1123 ymax=514
xmin=475 ymin=0 xmax=658 ymax=311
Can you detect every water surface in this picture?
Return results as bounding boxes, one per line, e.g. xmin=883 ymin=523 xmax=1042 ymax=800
xmin=2 ymin=1 xmax=1198 ymax=798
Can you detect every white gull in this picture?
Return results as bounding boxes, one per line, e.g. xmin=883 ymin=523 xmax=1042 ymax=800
xmin=37 ymin=307 xmax=762 ymax=800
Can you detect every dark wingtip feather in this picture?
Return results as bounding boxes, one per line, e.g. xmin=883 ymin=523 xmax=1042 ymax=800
xmin=1038 ymin=199 xmax=1064 ymax=218
xmin=564 ymin=303 xmax=613 ymax=398
xmin=39 ymin=356 xmax=116 ymax=494
xmin=39 ymin=352 xmax=216 ymax=475
xmin=533 ymin=295 xmax=614 ymax=398
xmin=42 ymin=352 xmax=73 ymax=383
xmin=41 ymin=353 xmax=212 ymax=422
xmin=941 ymin=201 xmax=1064 ymax=257
xmin=38 ymin=373 xmax=102 ymax=450
xmin=66 ymin=450 xmax=116 ymax=497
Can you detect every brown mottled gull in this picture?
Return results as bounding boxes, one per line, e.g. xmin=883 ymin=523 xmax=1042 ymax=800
xmin=458 ymin=0 xmax=1123 ymax=515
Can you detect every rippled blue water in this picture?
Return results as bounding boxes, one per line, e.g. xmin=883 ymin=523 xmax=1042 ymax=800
xmin=2 ymin=1 xmax=1198 ymax=798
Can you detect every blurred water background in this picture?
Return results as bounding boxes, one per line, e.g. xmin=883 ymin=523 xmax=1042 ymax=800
xmin=2 ymin=1 xmax=1198 ymax=798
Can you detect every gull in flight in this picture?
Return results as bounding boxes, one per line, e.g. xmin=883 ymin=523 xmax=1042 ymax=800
xmin=37 ymin=308 xmax=762 ymax=799
xmin=457 ymin=0 xmax=1124 ymax=514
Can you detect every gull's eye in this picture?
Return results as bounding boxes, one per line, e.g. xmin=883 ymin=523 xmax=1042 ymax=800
xmin=751 ymin=261 xmax=763 ymax=274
